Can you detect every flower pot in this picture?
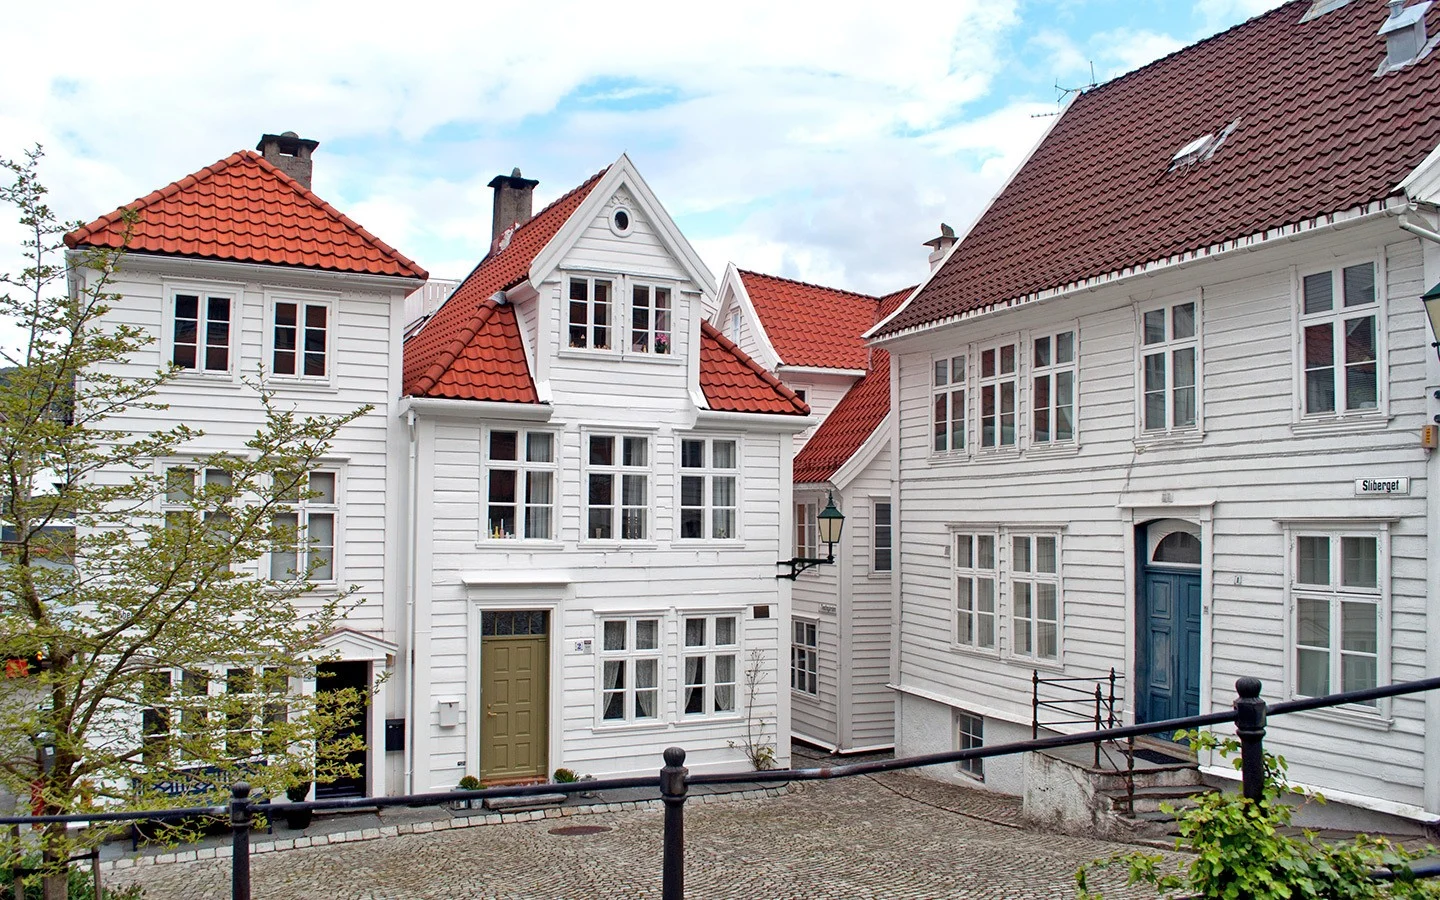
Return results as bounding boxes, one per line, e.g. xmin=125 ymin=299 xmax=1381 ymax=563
xmin=285 ymin=807 xmax=313 ymax=830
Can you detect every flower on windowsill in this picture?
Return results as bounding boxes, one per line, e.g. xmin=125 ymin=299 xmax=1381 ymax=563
xmin=655 ymin=335 xmax=670 ymax=354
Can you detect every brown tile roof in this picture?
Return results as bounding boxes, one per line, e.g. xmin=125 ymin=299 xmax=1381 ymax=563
xmin=877 ymin=0 xmax=1440 ymax=336
xmin=700 ymin=322 xmax=809 ymax=416
xmin=65 ymin=151 xmax=427 ymax=279
xmin=740 ymin=270 xmax=881 ymax=369
xmin=403 ymin=169 xmax=606 ymax=398
xmin=793 ymin=350 xmax=891 ymax=483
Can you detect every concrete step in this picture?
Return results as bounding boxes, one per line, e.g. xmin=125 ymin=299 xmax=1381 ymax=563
xmin=1105 ymin=782 xmax=1217 ymax=815
xmin=1090 ymin=761 xmax=1203 ymax=794
xmin=482 ymin=793 xmax=567 ymax=812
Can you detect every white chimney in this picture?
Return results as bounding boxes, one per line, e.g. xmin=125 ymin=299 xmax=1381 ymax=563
xmin=923 ymin=223 xmax=957 ymax=273
xmin=1379 ymin=0 xmax=1432 ymax=69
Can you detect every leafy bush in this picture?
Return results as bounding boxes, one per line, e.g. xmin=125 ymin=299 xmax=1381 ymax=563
xmin=456 ymin=776 xmax=483 ymax=791
xmin=1076 ymin=731 xmax=1440 ymax=899
xmin=1 ymin=858 xmax=145 ymax=899
xmin=552 ymin=768 xmax=578 ymax=784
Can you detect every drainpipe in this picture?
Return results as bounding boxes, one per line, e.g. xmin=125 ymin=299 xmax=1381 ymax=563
xmin=403 ymin=408 xmax=418 ymax=794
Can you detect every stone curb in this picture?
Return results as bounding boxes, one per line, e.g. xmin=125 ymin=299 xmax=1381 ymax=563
xmin=101 ymin=786 xmax=789 ymax=873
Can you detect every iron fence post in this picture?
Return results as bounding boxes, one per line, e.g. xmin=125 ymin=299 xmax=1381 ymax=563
xmin=230 ymin=782 xmax=252 ymax=900
xmin=1031 ymin=670 xmax=1039 ymax=739
xmin=660 ymin=747 xmax=688 ymax=900
xmin=1234 ymin=677 xmax=1268 ymax=804
xmin=1093 ymin=683 xmax=1103 ymax=767
xmin=1107 ymin=668 xmax=1117 ymax=728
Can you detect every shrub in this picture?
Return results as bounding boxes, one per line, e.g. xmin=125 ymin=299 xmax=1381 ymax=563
xmin=1076 ymin=731 xmax=1440 ymax=899
xmin=456 ymin=776 xmax=483 ymax=791
xmin=552 ymin=768 xmax=578 ymax=784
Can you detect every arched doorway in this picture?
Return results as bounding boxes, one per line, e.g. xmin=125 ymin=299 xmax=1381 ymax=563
xmin=1135 ymin=519 xmax=1202 ymax=731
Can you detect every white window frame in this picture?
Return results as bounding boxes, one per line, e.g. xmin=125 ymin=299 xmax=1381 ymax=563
xmin=677 ymin=436 xmax=740 ymax=542
xmin=164 ymin=282 xmax=240 ymax=379
xmin=583 ymin=432 xmax=652 ymax=542
xmin=269 ymin=468 xmax=341 ymax=588
xmin=956 ymin=710 xmax=984 ymax=780
xmin=791 ymin=619 xmax=819 ymax=696
xmin=1136 ymin=295 xmax=1202 ymax=439
xmin=1029 ymin=328 xmax=1077 ymax=447
xmin=481 ymin=427 xmax=558 ymax=542
xmin=629 ymin=282 xmax=674 ymax=356
xmin=1284 ymin=523 xmax=1389 ymax=716
xmin=567 ymin=275 xmax=615 ymax=351
xmin=264 ymin=290 xmax=338 ymax=385
xmin=952 ymin=531 xmax=999 ymax=653
xmin=931 ymin=353 xmax=968 ymax=456
xmin=597 ymin=616 xmax=663 ymax=725
xmin=795 ymin=500 xmax=818 ymax=558
xmin=977 ymin=339 xmax=1019 ymax=450
xmin=680 ymin=613 xmax=740 ymax=718
xmin=872 ymin=498 xmax=893 ymax=574
xmin=223 ymin=665 xmax=289 ymax=760
xmin=1293 ymin=257 xmax=1387 ymax=424
xmin=1008 ymin=532 xmax=1062 ymax=663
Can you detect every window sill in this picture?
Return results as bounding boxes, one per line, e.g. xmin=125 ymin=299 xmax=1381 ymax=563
xmin=1290 ymin=414 xmax=1392 ymax=438
xmin=867 ymin=571 xmax=893 ymax=580
xmin=592 ymin=719 xmax=671 ymax=734
xmin=792 ymin=690 xmax=821 ymax=701
xmin=558 ymin=347 xmax=619 ymax=359
xmin=1286 ymin=702 xmax=1392 ymax=732
xmin=1014 ymin=655 xmax=1064 ymax=674
xmin=677 ymin=713 xmax=744 ymax=725
xmin=618 ymin=352 xmax=684 ymax=365
xmin=474 ymin=539 xmax=564 ymax=549
xmin=1024 ymin=441 xmax=1081 ymax=459
xmin=675 ymin=539 xmax=745 ymax=548
xmin=581 ymin=540 xmax=660 ymax=550
xmin=927 ymin=450 xmax=971 ymax=465
xmin=950 ymin=643 xmax=1001 ymax=659
xmin=973 ymin=446 xmax=1022 ymax=459
xmin=264 ymin=377 xmax=340 ymax=394
xmin=170 ymin=372 xmax=240 ymax=387
xmin=1135 ymin=430 xmax=1204 ymax=450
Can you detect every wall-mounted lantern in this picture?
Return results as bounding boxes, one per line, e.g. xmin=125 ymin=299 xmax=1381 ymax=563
xmin=777 ymin=492 xmax=845 ymax=580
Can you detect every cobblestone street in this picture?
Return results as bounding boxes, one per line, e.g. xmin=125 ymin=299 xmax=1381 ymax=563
xmin=113 ymin=770 xmax=1177 ymax=899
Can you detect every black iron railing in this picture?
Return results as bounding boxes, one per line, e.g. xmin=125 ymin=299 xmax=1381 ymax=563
xmin=1032 ymin=667 xmax=1121 ymax=767
xmin=4 ymin=674 xmax=1439 ymax=900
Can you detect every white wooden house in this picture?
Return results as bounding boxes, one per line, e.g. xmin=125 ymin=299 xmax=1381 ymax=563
xmin=869 ymin=0 xmax=1440 ymax=825
xmin=400 ymin=156 xmax=810 ymax=789
xmin=65 ymin=133 xmax=430 ymax=800
xmin=712 ymin=269 xmax=912 ymax=753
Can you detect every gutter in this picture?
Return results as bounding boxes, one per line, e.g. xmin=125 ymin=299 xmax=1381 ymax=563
xmin=397 ymin=396 xmax=553 ymax=422
xmin=403 ymin=409 xmax=417 ymax=794
xmin=693 ymin=409 xmax=816 ymax=432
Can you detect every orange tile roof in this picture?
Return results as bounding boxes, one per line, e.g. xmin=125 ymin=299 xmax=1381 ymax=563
xmin=700 ymin=322 xmax=809 ymax=416
xmin=793 ymin=350 xmax=890 ymax=483
xmin=415 ymin=297 xmax=538 ymax=403
xmin=65 ymin=151 xmax=427 ymax=279
xmin=403 ymin=169 xmax=606 ymax=398
xmin=740 ymin=271 xmax=881 ymax=370
xmin=878 ymin=0 xmax=1440 ymax=336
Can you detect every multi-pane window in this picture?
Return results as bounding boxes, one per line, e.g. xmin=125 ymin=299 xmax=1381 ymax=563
xmin=270 ymin=471 xmax=337 ymax=582
xmin=224 ymin=667 xmax=287 ymax=758
xmin=1292 ymin=532 xmax=1382 ymax=706
xmin=141 ymin=668 xmax=210 ymax=763
xmin=679 ymin=438 xmax=738 ymax=540
xmin=957 ymin=711 xmax=984 ymax=779
xmin=1011 ymin=534 xmax=1060 ymax=661
xmin=631 ymin=285 xmax=673 ymax=354
xmin=600 ymin=618 xmax=661 ymax=722
xmin=485 ymin=430 xmax=555 ymax=540
xmin=791 ymin=620 xmax=818 ymax=696
xmin=172 ymin=293 xmax=232 ymax=373
xmin=978 ymin=343 xmax=1018 ymax=448
xmin=932 ymin=355 xmax=966 ymax=453
xmin=1031 ymin=330 xmax=1076 ymax=445
xmin=954 ymin=533 xmax=997 ymax=650
xmin=795 ymin=501 xmax=817 ymax=558
xmin=586 ymin=435 xmax=649 ymax=540
xmin=273 ymin=300 xmax=329 ymax=377
xmin=729 ymin=310 xmax=741 ymax=343
xmin=163 ymin=465 xmax=232 ymax=533
xmin=568 ymin=277 xmax=613 ymax=350
xmin=1140 ymin=301 xmax=1198 ymax=433
xmin=141 ymin=669 xmax=172 ymax=765
xmin=682 ymin=615 xmax=738 ymax=716
xmin=873 ymin=500 xmax=893 ymax=573
xmin=1300 ymin=262 xmax=1379 ymax=417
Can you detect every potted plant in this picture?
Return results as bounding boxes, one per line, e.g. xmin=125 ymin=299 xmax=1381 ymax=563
xmin=284 ymin=781 xmax=313 ymax=830
xmin=455 ymin=774 xmax=483 ymax=810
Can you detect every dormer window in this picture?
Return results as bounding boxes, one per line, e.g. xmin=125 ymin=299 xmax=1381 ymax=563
xmin=569 ymin=277 xmax=613 ymax=350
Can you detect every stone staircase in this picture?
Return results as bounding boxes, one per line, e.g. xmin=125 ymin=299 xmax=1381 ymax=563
xmin=1024 ymin=739 xmax=1212 ymax=840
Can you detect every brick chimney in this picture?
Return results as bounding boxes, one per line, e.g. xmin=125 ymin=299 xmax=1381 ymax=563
xmin=924 ymin=223 xmax=957 ymax=272
xmin=256 ymin=132 xmax=320 ymax=190
xmin=488 ymin=168 xmax=540 ymax=253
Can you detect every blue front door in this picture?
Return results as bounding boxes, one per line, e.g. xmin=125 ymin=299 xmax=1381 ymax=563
xmin=1136 ymin=566 xmax=1201 ymax=731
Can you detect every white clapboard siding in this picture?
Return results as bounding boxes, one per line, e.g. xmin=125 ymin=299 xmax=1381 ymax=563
xmin=888 ymin=222 xmax=1433 ymax=812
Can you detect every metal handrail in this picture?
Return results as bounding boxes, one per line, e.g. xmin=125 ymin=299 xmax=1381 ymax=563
xmin=4 ymin=673 xmax=1438 ymax=900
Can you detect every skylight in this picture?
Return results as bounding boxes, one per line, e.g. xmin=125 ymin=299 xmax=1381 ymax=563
xmin=1171 ymin=135 xmax=1214 ymax=163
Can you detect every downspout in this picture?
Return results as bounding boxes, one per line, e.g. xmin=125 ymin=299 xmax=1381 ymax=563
xmin=403 ymin=408 xmax=418 ymax=793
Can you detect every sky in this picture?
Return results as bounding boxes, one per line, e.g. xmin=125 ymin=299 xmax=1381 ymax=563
xmin=0 ymin=0 xmax=1287 ymax=326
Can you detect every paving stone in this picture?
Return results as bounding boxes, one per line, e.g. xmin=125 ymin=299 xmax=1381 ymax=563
xmin=111 ymin=772 xmax=1176 ymax=898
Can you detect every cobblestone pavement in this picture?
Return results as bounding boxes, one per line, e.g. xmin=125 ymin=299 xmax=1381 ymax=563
xmin=114 ymin=770 xmax=1179 ymax=899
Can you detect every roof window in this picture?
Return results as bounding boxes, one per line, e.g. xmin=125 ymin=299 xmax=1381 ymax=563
xmin=1167 ymin=119 xmax=1240 ymax=172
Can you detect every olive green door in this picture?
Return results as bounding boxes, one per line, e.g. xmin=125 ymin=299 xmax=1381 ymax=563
xmin=479 ymin=611 xmax=549 ymax=782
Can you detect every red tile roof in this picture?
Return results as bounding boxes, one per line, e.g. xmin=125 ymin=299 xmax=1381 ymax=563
xmin=412 ymin=296 xmax=538 ymax=403
xmin=700 ymin=322 xmax=809 ymax=416
xmin=403 ymin=169 xmax=606 ymax=398
xmin=740 ymin=271 xmax=882 ymax=369
xmin=877 ymin=0 xmax=1440 ymax=336
xmin=65 ymin=151 xmax=427 ymax=280
xmin=793 ymin=350 xmax=890 ymax=483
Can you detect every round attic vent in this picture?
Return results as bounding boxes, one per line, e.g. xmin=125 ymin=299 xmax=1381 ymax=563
xmin=610 ymin=207 xmax=633 ymax=236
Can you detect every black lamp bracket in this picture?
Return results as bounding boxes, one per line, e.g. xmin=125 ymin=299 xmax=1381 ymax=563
xmin=776 ymin=550 xmax=835 ymax=580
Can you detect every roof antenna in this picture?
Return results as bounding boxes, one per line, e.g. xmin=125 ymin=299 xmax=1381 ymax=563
xmin=1035 ymin=61 xmax=1100 ymax=117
